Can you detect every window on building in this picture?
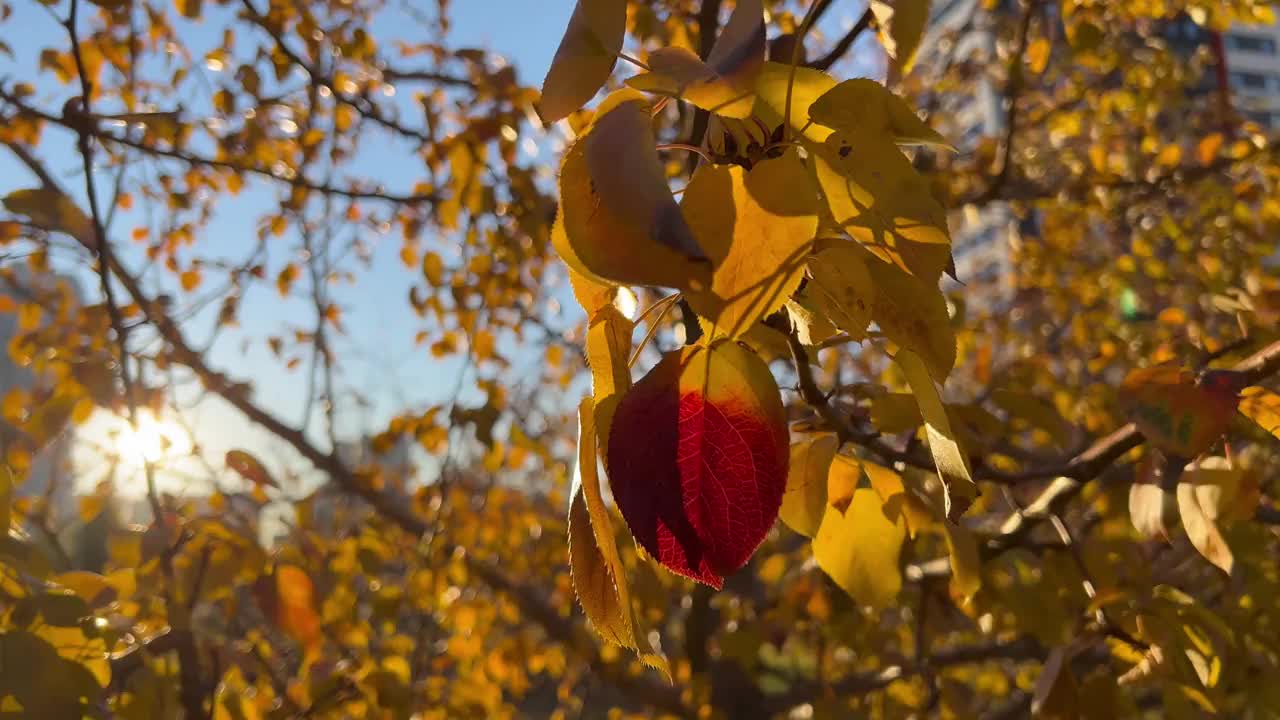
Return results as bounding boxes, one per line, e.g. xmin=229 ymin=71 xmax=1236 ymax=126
xmin=1227 ymin=34 xmax=1278 ymax=54
xmin=1231 ymin=71 xmax=1271 ymax=91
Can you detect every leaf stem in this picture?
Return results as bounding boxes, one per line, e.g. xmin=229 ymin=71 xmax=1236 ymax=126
xmin=656 ymin=143 xmax=713 ymax=163
xmin=784 ymin=0 xmax=823 ymax=143
xmin=629 ymin=293 xmax=682 ymax=368
xmin=617 ymin=50 xmax=650 ymax=72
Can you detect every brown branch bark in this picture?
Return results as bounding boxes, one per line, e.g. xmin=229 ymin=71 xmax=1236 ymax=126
xmin=808 ymin=7 xmax=875 ymax=71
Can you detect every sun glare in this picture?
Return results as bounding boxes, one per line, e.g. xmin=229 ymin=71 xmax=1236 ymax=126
xmin=115 ymin=412 xmax=191 ymax=465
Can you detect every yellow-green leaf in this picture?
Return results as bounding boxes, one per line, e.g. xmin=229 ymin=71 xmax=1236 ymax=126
xmin=814 ymin=488 xmax=906 ymax=609
xmin=898 ymin=348 xmax=977 ymax=521
xmin=682 ymin=149 xmax=817 ymax=337
xmin=538 ymin=0 xmax=627 ymax=123
xmin=556 ymin=90 xmax=712 ymax=290
xmin=864 ymin=249 xmax=956 ymax=381
xmin=780 ymin=434 xmax=837 ymax=537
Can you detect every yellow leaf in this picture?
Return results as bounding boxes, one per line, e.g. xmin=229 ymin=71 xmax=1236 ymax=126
xmin=538 ymin=0 xmax=627 ymax=122
xmin=813 ymin=488 xmax=905 ymax=610
xmin=179 ymin=268 xmax=201 ymax=292
xmin=812 ymin=135 xmax=952 ymax=282
xmin=807 ymin=242 xmax=875 ymax=340
xmin=1032 ymin=646 xmax=1080 ymax=718
xmin=2 ymin=188 xmax=94 ymax=246
xmin=1177 ymin=459 xmax=1238 ymax=574
xmin=780 ymin=434 xmax=837 ymax=537
xmin=1026 ymin=37 xmax=1051 ymax=74
xmin=943 ymin=522 xmax=982 ymax=601
xmin=626 ymin=0 xmax=764 ymax=118
xmin=567 ymin=265 xmax=617 ymax=316
xmin=809 ymin=78 xmax=953 ymax=149
xmin=1129 ymin=474 xmax=1173 ymax=540
xmin=78 ymin=495 xmax=104 ymax=523
xmin=1239 ymin=385 xmax=1280 ymax=438
xmin=568 ymin=398 xmax=670 ymax=677
xmin=865 ymin=250 xmax=956 ymax=381
xmin=556 ymin=90 xmax=712 ymax=290
xmin=0 ymin=465 xmax=10 ymax=531
xmin=785 ymin=291 xmax=839 ymax=346
xmin=752 ymin=62 xmax=838 ymax=143
xmin=870 ymin=0 xmax=931 ymax=72
xmin=870 ymin=393 xmax=921 ymax=434
xmin=420 ymin=252 xmax=443 ymax=287
xmin=586 ymin=305 xmax=633 ymax=458
xmin=826 ymin=453 xmax=860 ymax=514
xmin=1197 ymin=133 xmax=1223 ymax=165
xmin=897 ymin=348 xmax=977 ymax=521
xmin=682 ymin=149 xmax=818 ymax=337
xmin=473 ymin=329 xmax=497 ymax=360
xmin=226 ymin=449 xmax=279 ymax=488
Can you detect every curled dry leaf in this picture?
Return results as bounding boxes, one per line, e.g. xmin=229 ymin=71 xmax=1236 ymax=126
xmin=555 ymin=90 xmax=712 ymax=291
xmin=626 ymin=0 xmax=765 ymax=118
xmin=538 ymin=0 xmax=627 ymax=123
xmin=682 ymin=149 xmax=818 ymax=338
xmin=567 ymin=399 xmax=669 ymax=676
xmin=607 ymin=341 xmax=788 ymax=588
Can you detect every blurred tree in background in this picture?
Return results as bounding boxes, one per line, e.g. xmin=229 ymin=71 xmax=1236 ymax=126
xmin=2 ymin=0 xmax=1280 ymax=717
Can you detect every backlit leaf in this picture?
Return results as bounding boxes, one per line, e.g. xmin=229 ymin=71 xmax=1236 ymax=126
xmin=752 ymin=62 xmax=838 ymax=143
xmin=809 ymin=78 xmax=952 ymax=149
xmin=607 ymin=341 xmax=788 ymax=587
xmin=1238 ymin=385 xmax=1280 ymax=439
xmin=812 ymin=134 xmax=952 ymax=282
xmin=682 ymin=149 xmax=818 ymax=338
xmin=226 ymin=449 xmax=279 ymax=488
xmin=255 ymin=565 xmax=322 ymax=654
xmin=539 ymin=0 xmax=627 ymax=123
xmin=586 ymin=304 xmax=633 ymax=458
xmin=780 ymin=434 xmax=837 ymax=537
xmin=1130 ymin=453 xmax=1175 ymax=539
xmin=2 ymin=188 xmax=94 ymax=246
xmin=568 ymin=398 xmax=669 ymax=676
xmin=863 ymin=248 xmax=956 ymax=381
xmin=898 ymin=348 xmax=977 ymax=521
xmin=870 ymin=0 xmax=931 ymax=72
xmin=626 ymin=0 xmax=764 ymax=118
xmin=556 ymin=90 xmax=712 ymax=290
xmin=813 ymin=488 xmax=905 ymax=610
xmin=807 ymin=241 xmax=875 ymax=341
xmin=1120 ymin=366 xmax=1243 ymax=457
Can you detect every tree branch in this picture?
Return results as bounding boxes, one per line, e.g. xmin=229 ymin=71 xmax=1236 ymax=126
xmin=809 ymin=7 xmax=875 ymax=71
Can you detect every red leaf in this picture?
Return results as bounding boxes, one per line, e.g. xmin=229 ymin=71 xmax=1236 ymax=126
xmin=607 ymin=341 xmax=788 ymax=588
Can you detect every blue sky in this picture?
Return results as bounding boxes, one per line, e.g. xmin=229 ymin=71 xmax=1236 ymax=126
xmin=0 ymin=0 xmax=876 ymax=499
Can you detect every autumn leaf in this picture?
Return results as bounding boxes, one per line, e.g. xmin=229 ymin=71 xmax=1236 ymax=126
xmin=809 ymin=78 xmax=953 ymax=149
xmin=626 ymin=0 xmax=764 ymax=118
xmin=1177 ymin=457 xmax=1241 ymax=574
xmin=226 ymin=449 xmax=279 ymax=488
xmin=568 ymin=398 xmax=669 ymax=676
xmin=779 ymin=434 xmax=837 ymax=537
xmin=813 ymin=488 xmax=906 ymax=609
xmin=538 ymin=0 xmax=627 ymax=123
xmin=812 ymin=133 xmax=953 ymax=282
xmin=555 ymin=90 xmax=712 ymax=291
xmin=752 ymin=61 xmax=838 ymax=143
xmin=1120 ymin=366 xmax=1247 ymax=457
xmin=898 ymin=348 xmax=977 ymax=521
xmin=254 ymin=564 xmax=322 ymax=654
xmin=2 ymin=188 xmax=94 ymax=246
xmin=682 ymin=149 xmax=818 ymax=338
xmin=1130 ymin=453 xmax=1175 ymax=540
xmin=870 ymin=0 xmax=931 ymax=72
xmin=806 ymin=241 xmax=875 ymax=341
xmin=585 ymin=304 xmax=633 ymax=458
xmin=858 ymin=246 xmax=956 ymax=381
xmin=607 ymin=341 xmax=788 ymax=587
